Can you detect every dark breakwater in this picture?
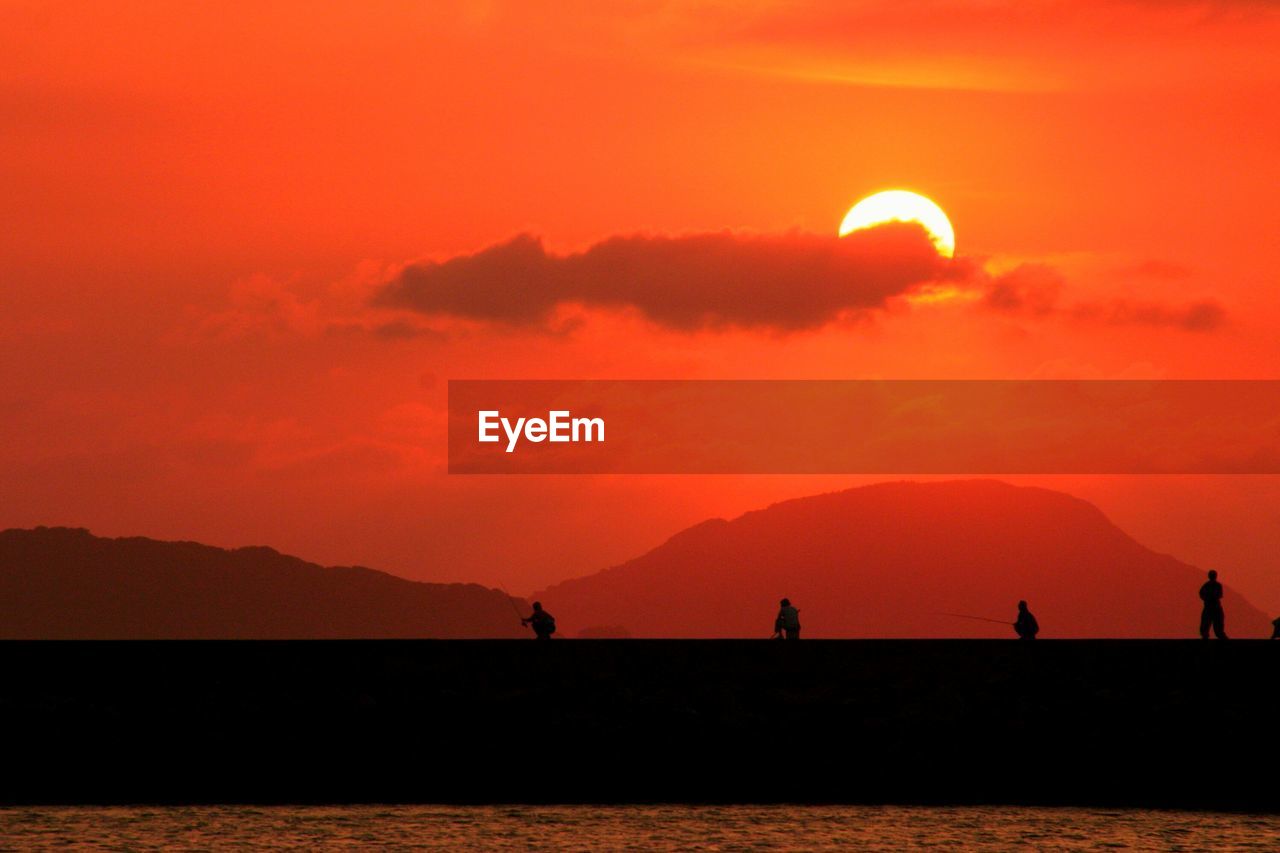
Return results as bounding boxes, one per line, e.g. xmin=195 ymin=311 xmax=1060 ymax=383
xmin=0 ymin=640 xmax=1272 ymax=809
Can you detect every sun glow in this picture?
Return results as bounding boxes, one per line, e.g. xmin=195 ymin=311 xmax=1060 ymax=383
xmin=839 ymin=190 xmax=956 ymax=258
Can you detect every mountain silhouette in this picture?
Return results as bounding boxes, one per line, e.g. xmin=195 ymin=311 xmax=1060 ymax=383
xmin=0 ymin=527 xmax=527 ymax=639
xmin=536 ymin=480 xmax=1272 ymax=638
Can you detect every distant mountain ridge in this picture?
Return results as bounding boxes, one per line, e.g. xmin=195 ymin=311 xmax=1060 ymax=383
xmin=0 ymin=527 xmax=526 ymax=639
xmin=4 ymin=481 xmax=1271 ymax=640
xmin=536 ymin=480 xmax=1272 ymax=638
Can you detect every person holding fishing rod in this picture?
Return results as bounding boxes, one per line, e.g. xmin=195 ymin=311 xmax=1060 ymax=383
xmin=773 ymin=598 xmax=801 ymax=640
xmin=499 ymin=589 xmax=558 ymax=639
xmin=521 ymin=601 xmax=557 ymax=640
xmin=1013 ymin=600 xmax=1039 ymax=640
xmin=941 ymin=600 xmax=1039 ymax=639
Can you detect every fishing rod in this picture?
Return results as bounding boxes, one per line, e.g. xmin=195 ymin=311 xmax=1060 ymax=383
xmin=498 ymin=585 xmax=529 ymax=629
xmin=939 ymin=612 xmax=1013 ymax=626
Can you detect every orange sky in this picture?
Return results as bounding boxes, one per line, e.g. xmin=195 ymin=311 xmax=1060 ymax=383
xmin=3 ymin=2 xmax=1280 ymax=609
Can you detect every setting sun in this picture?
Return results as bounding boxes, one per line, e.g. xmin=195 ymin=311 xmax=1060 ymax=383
xmin=839 ymin=190 xmax=956 ymax=258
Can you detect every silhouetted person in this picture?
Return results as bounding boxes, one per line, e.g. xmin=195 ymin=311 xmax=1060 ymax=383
xmin=1272 ymin=617 xmax=1280 ymax=640
xmin=1014 ymin=600 xmax=1038 ymax=640
xmin=1199 ymin=570 xmax=1228 ymax=640
xmin=774 ymin=598 xmax=801 ymax=640
xmin=522 ymin=601 xmax=556 ymax=640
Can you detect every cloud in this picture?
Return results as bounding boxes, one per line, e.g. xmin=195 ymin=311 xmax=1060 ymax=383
xmin=1071 ymin=299 xmax=1227 ymax=332
xmin=324 ymin=320 xmax=449 ymax=342
xmin=376 ymin=223 xmax=962 ymax=332
xmin=175 ymin=268 xmax=451 ymax=344
xmin=197 ymin=273 xmax=321 ymax=339
xmin=376 ymin=230 xmax=1226 ymax=336
xmin=978 ymin=262 xmax=1226 ymax=333
xmin=193 ymin=242 xmax=1225 ymax=343
xmin=982 ymin=264 xmax=1063 ymax=315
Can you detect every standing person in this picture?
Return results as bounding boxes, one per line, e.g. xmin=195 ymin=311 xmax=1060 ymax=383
xmin=774 ymin=598 xmax=801 ymax=640
xmin=521 ymin=601 xmax=557 ymax=640
xmin=1014 ymin=600 xmax=1039 ymax=640
xmin=1199 ymin=570 xmax=1228 ymax=640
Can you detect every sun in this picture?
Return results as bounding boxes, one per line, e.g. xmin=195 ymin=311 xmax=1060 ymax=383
xmin=839 ymin=190 xmax=956 ymax=258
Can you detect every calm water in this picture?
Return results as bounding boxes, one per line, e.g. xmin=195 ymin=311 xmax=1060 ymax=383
xmin=0 ymin=805 xmax=1277 ymax=850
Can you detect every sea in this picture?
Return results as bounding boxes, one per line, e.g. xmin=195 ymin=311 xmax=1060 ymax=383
xmin=0 ymin=805 xmax=1277 ymax=850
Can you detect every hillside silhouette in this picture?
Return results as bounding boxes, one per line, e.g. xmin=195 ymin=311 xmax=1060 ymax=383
xmin=0 ymin=527 xmax=526 ymax=639
xmin=537 ymin=480 xmax=1272 ymax=638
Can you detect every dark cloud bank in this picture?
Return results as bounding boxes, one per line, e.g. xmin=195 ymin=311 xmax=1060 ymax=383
xmin=376 ymin=223 xmax=958 ymax=331
xmin=376 ymin=224 xmax=1225 ymax=334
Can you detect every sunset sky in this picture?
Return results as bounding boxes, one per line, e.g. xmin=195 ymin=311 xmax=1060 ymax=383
xmin=3 ymin=2 xmax=1280 ymax=610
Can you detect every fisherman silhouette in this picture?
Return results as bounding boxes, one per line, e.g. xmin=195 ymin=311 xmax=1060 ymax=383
xmin=774 ymin=598 xmax=801 ymax=640
xmin=1198 ymin=570 xmax=1228 ymax=640
xmin=521 ymin=601 xmax=557 ymax=640
xmin=1014 ymin=600 xmax=1039 ymax=640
